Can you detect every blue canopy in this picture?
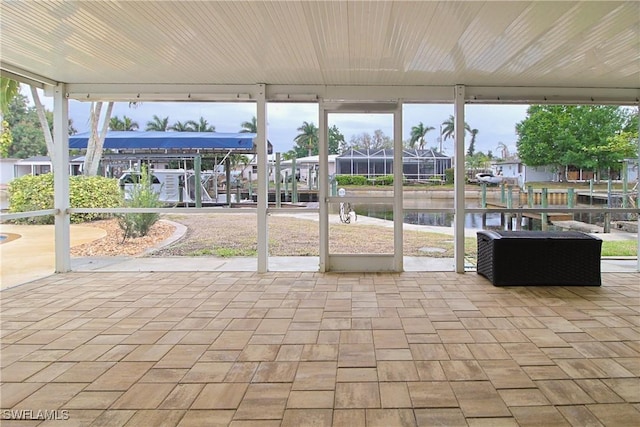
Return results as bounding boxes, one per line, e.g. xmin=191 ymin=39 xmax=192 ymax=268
xmin=69 ymin=131 xmax=256 ymax=150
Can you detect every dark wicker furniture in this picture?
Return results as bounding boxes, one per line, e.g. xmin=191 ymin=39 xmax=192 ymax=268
xmin=477 ymin=230 xmax=602 ymax=286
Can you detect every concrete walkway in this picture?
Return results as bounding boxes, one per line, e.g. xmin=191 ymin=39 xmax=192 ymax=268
xmin=0 ymin=223 xmax=106 ymax=290
xmin=2 ymin=217 xmax=638 ymax=290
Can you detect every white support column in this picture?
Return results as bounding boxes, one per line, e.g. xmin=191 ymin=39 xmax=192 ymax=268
xmin=454 ymin=85 xmax=466 ymax=273
xmin=393 ymin=102 xmax=404 ymax=272
xmin=636 ymin=105 xmax=639 ymax=272
xmin=318 ymin=102 xmax=328 ymax=272
xmin=53 ymin=83 xmax=70 ymax=272
xmin=256 ymin=84 xmax=268 ymax=272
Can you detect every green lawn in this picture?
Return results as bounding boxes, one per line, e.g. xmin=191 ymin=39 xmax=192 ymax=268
xmin=601 ymin=240 xmax=638 ymax=257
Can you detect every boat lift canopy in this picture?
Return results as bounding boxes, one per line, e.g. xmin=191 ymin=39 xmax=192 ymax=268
xmin=69 ymin=131 xmax=260 ymax=154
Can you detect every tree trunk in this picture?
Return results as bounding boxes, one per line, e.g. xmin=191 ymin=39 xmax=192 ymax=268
xmin=30 ymin=86 xmax=56 ymax=167
xmin=83 ymin=101 xmax=114 ymax=176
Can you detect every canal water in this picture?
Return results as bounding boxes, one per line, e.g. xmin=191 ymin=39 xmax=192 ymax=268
xmin=354 ymin=199 xmax=607 ymax=231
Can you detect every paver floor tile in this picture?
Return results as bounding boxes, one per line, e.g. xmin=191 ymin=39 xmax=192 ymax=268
xmin=450 ymin=381 xmax=510 ymax=417
xmin=365 ymin=408 xmax=416 ymax=427
xmin=122 ymin=409 xmax=185 ymax=426
xmin=575 ymin=378 xmax=626 ymax=403
xmin=234 ymin=383 xmax=290 ymax=420
xmin=441 ymin=360 xmax=487 ymax=381
xmin=252 ymin=361 xmax=298 ymax=382
xmin=497 ymin=388 xmax=550 ymax=406
xmin=586 ymin=403 xmax=640 ymax=427
xmin=379 ymin=382 xmax=412 ymax=408
xmin=536 ymin=380 xmax=596 ymax=405
xmin=338 ymin=343 xmax=376 ymax=367
xmin=85 ymin=361 xmax=153 ymax=391
xmin=407 ymin=381 xmax=457 ymax=408
xmin=110 ymin=383 xmax=175 ymax=409
xmin=181 ymin=362 xmax=234 ymax=382
xmin=377 ymin=361 xmax=419 ymax=381
xmin=191 ymin=383 xmax=248 ymax=409
xmin=510 ymin=405 xmax=571 ymax=426
xmin=333 ymin=409 xmax=366 ymax=426
xmin=88 ymin=409 xmax=136 ymax=426
xmin=154 ymin=345 xmax=208 ymax=369
xmin=13 ymin=382 xmax=87 ymax=410
xmin=293 ymin=361 xmax=337 ymax=390
xmin=286 ymin=390 xmax=334 ymax=408
xmin=176 ymin=410 xmax=234 ymax=427
xmin=0 ymin=382 xmax=45 ymax=408
xmin=64 ymin=391 xmax=123 ymax=410
xmin=158 ymin=383 xmax=204 ymax=409
xmin=480 ymin=360 xmax=536 ymax=389
xmin=335 ymin=382 xmax=381 ymax=408
xmin=414 ymin=408 xmax=467 ymax=427
xmin=281 ymin=409 xmax=333 ymax=427
xmin=601 ymin=378 xmax=640 ymax=402
xmin=557 ymin=405 xmax=605 ymax=427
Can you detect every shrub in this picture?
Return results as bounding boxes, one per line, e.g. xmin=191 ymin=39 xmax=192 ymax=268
xmin=373 ymin=175 xmax=393 ymax=186
xmin=445 ymin=168 xmax=454 ymax=184
xmin=117 ymin=166 xmax=162 ymax=240
xmin=335 ymin=175 xmax=368 ymax=185
xmin=8 ymin=173 xmax=121 ymax=224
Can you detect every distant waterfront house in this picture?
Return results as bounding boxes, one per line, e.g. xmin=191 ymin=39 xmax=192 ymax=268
xmin=493 ymin=159 xmax=557 ymax=188
xmin=494 ymin=158 xmax=639 ymax=188
xmin=13 ymin=156 xmax=85 ymax=178
xmin=336 ymin=148 xmax=451 ymax=182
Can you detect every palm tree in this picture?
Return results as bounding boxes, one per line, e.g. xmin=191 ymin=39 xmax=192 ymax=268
xmin=441 ymin=115 xmax=471 ymax=141
xmin=0 ymin=77 xmax=20 ymax=116
xmin=1 ymin=78 xmax=20 ymax=157
xmin=240 ymin=116 xmax=257 ymax=133
xmin=496 ymin=142 xmax=510 ymax=160
xmin=145 ymin=115 xmax=169 ymax=131
xmin=467 ymin=128 xmax=478 ymax=156
xmin=294 ymin=121 xmax=319 ymax=157
xmin=170 ymin=120 xmax=191 ymax=132
xmin=110 ymin=115 xmax=139 ymax=131
xmin=187 ymin=116 xmax=215 ymax=132
xmin=409 ymin=122 xmax=435 ymax=150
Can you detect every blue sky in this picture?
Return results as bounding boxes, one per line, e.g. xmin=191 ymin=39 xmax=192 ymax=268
xmin=35 ymin=89 xmax=529 ymax=156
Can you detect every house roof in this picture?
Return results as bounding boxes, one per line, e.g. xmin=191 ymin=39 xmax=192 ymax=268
xmin=1 ymin=1 xmax=637 ymax=103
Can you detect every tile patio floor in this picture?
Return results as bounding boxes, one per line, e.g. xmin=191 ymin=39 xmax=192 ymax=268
xmin=1 ymin=271 xmax=639 ymax=426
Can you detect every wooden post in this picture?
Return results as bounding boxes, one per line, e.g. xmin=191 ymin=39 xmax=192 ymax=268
xmin=567 ymin=187 xmax=575 ymax=208
xmin=500 ymin=183 xmax=506 ymax=204
xmin=292 ymin=157 xmax=298 ymax=203
xmin=541 ymin=187 xmax=548 ymax=231
xmin=225 ymin=157 xmax=231 ymax=207
xmin=481 ymin=183 xmax=487 ymax=208
xmin=284 ymin=171 xmax=289 ymax=201
xmin=527 ymin=185 xmax=534 ymax=207
xmin=275 ymin=153 xmax=281 ymax=208
xmin=604 ymin=212 xmax=611 ymax=233
xmin=248 ymin=171 xmax=253 ymax=200
xmin=481 ymin=182 xmax=487 ymax=229
xmin=194 ymin=155 xmax=202 ymax=208
xmin=506 ymin=185 xmax=513 ymax=230
xmin=622 ymin=160 xmax=628 ymax=208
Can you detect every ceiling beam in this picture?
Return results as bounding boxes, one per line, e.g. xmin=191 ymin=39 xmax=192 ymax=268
xmin=63 ymin=83 xmax=640 ymax=105
xmin=0 ymin=62 xmax=58 ymax=88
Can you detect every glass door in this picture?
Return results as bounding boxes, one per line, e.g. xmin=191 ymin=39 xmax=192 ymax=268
xmin=319 ymin=102 xmax=403 ymax=272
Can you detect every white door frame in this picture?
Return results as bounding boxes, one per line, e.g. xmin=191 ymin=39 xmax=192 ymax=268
xmin=319 ymin=101 xmax=404 ymax=272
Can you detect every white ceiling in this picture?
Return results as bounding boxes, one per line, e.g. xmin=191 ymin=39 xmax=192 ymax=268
xmin=1 ymin=1 xmax=639 ymax=101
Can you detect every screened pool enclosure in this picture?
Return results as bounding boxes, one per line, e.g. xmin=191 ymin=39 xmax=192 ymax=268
xmin=336 ymin=149 xmax=451 ymax=182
